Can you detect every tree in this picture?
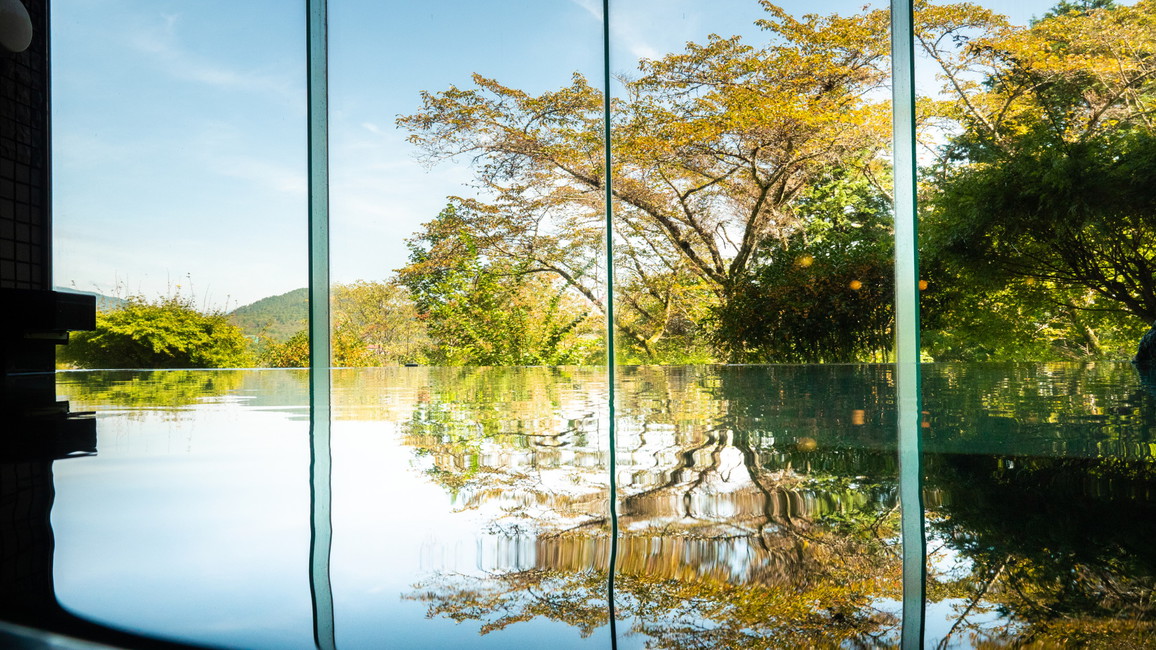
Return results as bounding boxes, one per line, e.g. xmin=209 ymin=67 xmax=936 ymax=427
xmin=59 ymin=295 xmax=252 ymax=369
xmin=400 ymin=0 xmax=1154 ymax=360
xmin=256 ymin=280 xmax=430 ymax=368
xmin=257 ymin=330 xmax=310 ymax=368
xmin=399 ymin=202 xmax=601 ymax=366
xmin=713 ymin=170 xmax=897 ymax=362
xmin=398 ymin=2 xmax=895 ymax=359
xmin=921 ymin=0 xmax=1156 ymax=329
xmin=919 ymin=260 xmax=1148 ymax=361
xmin=1038 ymin=0 xmax=1116 ymax=22
xmin=332 ymin=280 xmax=430 ymax=365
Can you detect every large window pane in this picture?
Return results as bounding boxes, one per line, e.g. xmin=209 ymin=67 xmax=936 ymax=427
xmin=52 ymin=0 xmax=307 ymax=336
xmin=327 ymin=2 xmax=611 ymax=646
xmin=47 ymin=1 xmax=313 ymax=646
xmin=915 ymin=0 xmax=1156 ymax=645
xmin=604 ymin=1 xmax=905 ymax=645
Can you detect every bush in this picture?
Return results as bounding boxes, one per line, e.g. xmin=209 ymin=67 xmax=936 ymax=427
xmin=60 ymin=295 xmax=253 ymax=369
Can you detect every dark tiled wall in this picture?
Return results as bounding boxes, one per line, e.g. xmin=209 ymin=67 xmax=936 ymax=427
xmin=0 ymin=461 xmax=54 ymax=616
xmin=0 ymin=0 xmax=50 ymax=291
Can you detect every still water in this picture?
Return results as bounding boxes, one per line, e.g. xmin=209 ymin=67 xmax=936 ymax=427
xmin=27 ymin=364 xmax=1156 ymax=648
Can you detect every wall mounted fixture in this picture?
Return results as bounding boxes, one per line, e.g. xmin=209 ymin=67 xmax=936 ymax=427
xmin=0 ymin=0 xmax=31 ymax=53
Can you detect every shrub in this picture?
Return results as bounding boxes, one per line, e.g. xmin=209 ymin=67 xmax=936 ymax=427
xmin=60 ymin=295 xmax=253 ymax=369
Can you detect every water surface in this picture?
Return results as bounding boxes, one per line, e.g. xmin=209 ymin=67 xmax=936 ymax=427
xmin=27 ymin=363 xmax=1156 ymax=648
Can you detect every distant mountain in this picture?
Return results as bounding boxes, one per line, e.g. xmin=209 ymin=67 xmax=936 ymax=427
xmin=54 ymin=287 xmax=127 ymax=313
xmin=228 ymin=288 xmax=308 ymax=342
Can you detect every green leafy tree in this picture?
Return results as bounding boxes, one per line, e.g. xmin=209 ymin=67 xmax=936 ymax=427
xmin=257 ymin=330 xmax=310 ymax=368
xmin=398 ymin=3 xmax=897 ymax=359
xmin=256 ymin=327 xmax=376 ymax=368
xmin=1038 ymin=0 xmax=1116 ymax=22
xmin=929 ymin=127 xmax=1156 ymax=325
xmin=255 ymin=280 xmax=430 ymax=368
xmin=921 ymin=0 xmax=1156 ymax=335
xmin=713 ymin=170 xmax=896 ymax=362
xmin=399 ymin=203 xmax=601 ymax=366
xmin=919 ymin=262 xmax=1148 ymax=361
xmin=333 ymin=280 xmax=430 ymax=364
xmin=59 ymin=295 xmax=252 ymax=369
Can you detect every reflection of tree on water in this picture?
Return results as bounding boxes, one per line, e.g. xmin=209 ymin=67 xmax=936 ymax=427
xmin=403 ymin=365 xmax=906 ymax=647
xmin=1136 ymin=365 xmax=1156 ymax=401
xmin=400 ymin=364 xmax=1156 ymax=647
xmin=406 ymin=505 xmax=905 ymax=646
xmin=55 ymin=368 xmax=317 ymax=415
xmin=56 ymin=369 xmax=249 ymax=409
xmin=403 ymin=366 xmax=612 ymax=533
xmin=409 ymin=543 xmax=902 ymax=648
xmin=924 ymin=454 xmax=1156 ymax=648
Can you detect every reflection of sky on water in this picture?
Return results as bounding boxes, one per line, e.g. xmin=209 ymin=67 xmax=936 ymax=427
xmin=51 ymin=405 xmax=314 ymax=648
xmin=330 ymin=420 xmax=615 ymax=649
xmin=51 ymin=370 xmax=617 ymax=649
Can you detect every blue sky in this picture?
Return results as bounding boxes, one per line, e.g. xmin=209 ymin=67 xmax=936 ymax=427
xmin=52 ymin=0 xmax=1072 ymax=309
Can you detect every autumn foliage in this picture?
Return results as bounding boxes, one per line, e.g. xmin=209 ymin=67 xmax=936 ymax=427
xmin=395 ymin=0 xmax=1156 ymax=363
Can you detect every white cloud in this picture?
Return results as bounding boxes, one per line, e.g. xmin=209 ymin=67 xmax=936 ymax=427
xmin=568 ymin=0 xmax=602 ymax=21
xmin=325 ymin=120 xmax=476 ymax=281
xmin=128 ymin=13 xmax=301 ymax=106
xmin=187 ymin=120 xmax=306 ymax=196
xmin=360 ymin=122 xmax=387 ymax=136
xmin=569 ymin=0 xmax=664 ymax=62
xmin=215 ymin=156 xmax=307 ymax=196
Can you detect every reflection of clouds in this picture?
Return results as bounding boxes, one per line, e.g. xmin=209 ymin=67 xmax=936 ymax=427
xmin=51 ymin=403 xmax=314 ymax=648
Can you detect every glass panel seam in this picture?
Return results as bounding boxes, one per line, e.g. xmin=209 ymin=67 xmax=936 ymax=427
xmin=891 ymin=0 xmax=926 ymax=647
xmin=306 ymin=0 xmax=335 ymax=648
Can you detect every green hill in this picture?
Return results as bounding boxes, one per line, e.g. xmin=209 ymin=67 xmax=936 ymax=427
xmin=228 ymin=288 xmax=308 ymax=343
